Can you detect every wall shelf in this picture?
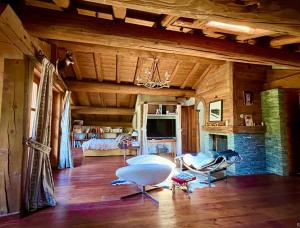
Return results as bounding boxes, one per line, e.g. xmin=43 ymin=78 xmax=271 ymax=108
xmin=202 ymin=125 xmax=265 ymax=134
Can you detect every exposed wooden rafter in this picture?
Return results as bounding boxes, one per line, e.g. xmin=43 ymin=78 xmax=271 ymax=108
xmin=270 ymin=35 xmax=300 ymax=48
xmin=83 ymin=0 xmax=300 ymax=36
xmin=51 ymin=40 xmax=222 ymax=65
xmin=116 ymin=54 xmax=120 ymax=83
xmin=66 ymin=80 xmax=195 ymax=97
xmin=71 ymin=106 xmax=134 ymax=115
xmin=20 ymin=8 xmax=300 ymax=68
xmin=180 ymin=63 xmax=200 ymax=89
xmin=169 ymin=61 xmax=181 ymax=82
xmin=53 ymin=0 xmax=70 ymax=8
xmin=72 ymin=53 xmax=82 ymax=80
xmin=160 ymin=15 xmax=178 ymax=27
xmin=112 ymin=6 xmax=126 ymax=19
xmin=93 ymin=53 xmax=103 ymax=81
xmin=192 ymin=64 xmax=219 ymax=89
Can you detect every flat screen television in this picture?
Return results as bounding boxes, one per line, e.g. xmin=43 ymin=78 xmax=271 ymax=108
xmin=147 ymin=119 xmax=176 ymax=138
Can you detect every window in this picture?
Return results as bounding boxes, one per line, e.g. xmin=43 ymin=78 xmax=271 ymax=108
xmin=29 ymin=82 xmax=38 ymax=137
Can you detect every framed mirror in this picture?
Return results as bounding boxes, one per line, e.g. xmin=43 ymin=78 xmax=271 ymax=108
xmin=209 ymin=100 xmax=223 ymax=121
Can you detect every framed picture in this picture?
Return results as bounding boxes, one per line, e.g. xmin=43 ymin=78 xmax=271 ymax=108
xmin=244 ymin=114 xmax=254 ymax=126
xmin=209 ymin=100 xmax=223 ymax=121
xmin=243 ymin=91 xmax=253 ymax=106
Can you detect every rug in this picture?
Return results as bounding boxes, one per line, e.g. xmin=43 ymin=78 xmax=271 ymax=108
xmin=111 ymin=168 xmax=215 ymax=192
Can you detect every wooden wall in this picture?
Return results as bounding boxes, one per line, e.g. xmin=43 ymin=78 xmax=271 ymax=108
xmin=196 ymin=62 xmax=234 ymax=125
xmin=283 ymin=90 xmax=300 ymax=175
xmin=0 ymin=57 xmax=3 ymax=122
xmin=0 ymin=58 xmax=32 ymax=215
xmin=232 ymin=63 xmax=268 ymax=126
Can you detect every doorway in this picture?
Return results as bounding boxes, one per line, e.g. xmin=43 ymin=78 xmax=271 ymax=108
xmin=181 ymin=106 xmax=198 ymax=153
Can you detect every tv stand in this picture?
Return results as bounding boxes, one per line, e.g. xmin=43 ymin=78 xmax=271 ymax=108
xmin=147 ymin=138 xmax=176 ymax=157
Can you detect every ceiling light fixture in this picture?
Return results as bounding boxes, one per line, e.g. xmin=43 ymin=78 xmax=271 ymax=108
xmin=206 ymin=21 xmax=252 ymax=33
xmin=137 ymin=58 xmax=171 ymax=89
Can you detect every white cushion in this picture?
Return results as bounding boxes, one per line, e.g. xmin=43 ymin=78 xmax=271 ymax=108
xmin=126 ymin=155 xmax=176 ymax=169
xmin=183 ymin=153 xmax=215 ymax=170
xmin=116 ymin=164 xmax=172 ymax=186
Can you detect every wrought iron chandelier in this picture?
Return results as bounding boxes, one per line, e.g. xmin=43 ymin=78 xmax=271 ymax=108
xmin=137 ymin=58 xmax=171 ymax=89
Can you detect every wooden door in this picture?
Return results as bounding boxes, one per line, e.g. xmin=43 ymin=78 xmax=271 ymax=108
xmin=181 ymin=106 xmax=198 ymax=153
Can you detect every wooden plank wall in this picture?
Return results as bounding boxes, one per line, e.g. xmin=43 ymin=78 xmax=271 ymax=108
xmin=0 ymin=58 xmax=31 ymax=214
xmin=283 ymin=90 xmax=300 ymax=175
xmin=196 ymin=62 xmax=234 ymax=125
xmin=232 ymin=63 xmax=268 ymax=126
xmin=0 ymin=57 xmax=3 ymax=122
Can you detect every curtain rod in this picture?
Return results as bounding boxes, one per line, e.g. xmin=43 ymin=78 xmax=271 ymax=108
xmin=36 ymin=50 xmax=68 ymax=91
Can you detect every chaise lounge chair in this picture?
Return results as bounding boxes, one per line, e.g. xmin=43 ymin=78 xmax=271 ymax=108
xmin=175 ymin=150 xmax=242 ymax=187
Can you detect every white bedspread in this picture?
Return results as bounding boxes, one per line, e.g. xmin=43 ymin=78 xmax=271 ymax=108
xmin=82 ymin=138 xmax=119 ymax=151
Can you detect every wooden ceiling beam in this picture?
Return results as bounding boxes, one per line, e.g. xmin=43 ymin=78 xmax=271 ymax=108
xmin=270 ymin=35 xmax=300 ymax=48
xmin=112 ymin=6 xmax=126 ymax=19
xmin=20 ymin=8 xmax=300 ymax=68
xmin=66 ymin=80 xmax=196 ymax=97
xmin=83 ymin=0 xmax=300 ymax=36
xmin=51 ymin=40 xmax=223 ymax=65
xmin=160 ymin=15 xmax=179 ymax=27
xmin=180 ymin=62 xmax=200 ymax=89
xmin=25 ymin=0 xmax=63 ymax=11
xmin=71 ymin=106 xmax=134 ymax=115
xmin=53 ymin=0 xmax=70 ymax=8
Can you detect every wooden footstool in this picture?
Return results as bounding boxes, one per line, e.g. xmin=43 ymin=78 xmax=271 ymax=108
xmin=171 ymin=172 xmax=196 ymax=199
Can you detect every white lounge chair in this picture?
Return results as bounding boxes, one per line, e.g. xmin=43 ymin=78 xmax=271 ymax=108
xmin=175 ymin=150 xmax=242 ymax=187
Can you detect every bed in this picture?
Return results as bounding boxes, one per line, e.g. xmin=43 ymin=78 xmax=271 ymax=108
xmin=81 ymin=134 xmax=135 ymax=157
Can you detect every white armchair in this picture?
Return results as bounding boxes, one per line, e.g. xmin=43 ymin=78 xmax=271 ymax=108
xmin=115 ymin=155 xmax=174 ymax=204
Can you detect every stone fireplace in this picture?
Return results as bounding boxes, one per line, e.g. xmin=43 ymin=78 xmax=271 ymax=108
xmin=209 ymin=134 xmax=228 ymax=152
xmin=203 ymin=131 xmax=266 ymax=176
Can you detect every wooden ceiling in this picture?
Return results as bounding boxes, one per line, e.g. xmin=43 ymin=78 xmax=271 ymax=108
xmin=10 ymin=0 xmax=300 ymax=125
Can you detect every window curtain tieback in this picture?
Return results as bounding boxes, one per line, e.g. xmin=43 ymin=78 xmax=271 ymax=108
xmin=24 ymin=138 xmax=51 ymax=156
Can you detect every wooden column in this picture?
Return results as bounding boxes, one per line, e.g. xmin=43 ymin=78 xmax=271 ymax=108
xmin=0 ymin=57 xmax=3 ymax=122
xmin=0 ymin=58 xmax=30 ymax=214
xmin=50 ymin=91 xmax=61 ymax=168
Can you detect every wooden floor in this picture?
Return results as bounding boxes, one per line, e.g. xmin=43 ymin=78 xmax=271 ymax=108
xmin=1 ymin=155 xmax=300 ymax=228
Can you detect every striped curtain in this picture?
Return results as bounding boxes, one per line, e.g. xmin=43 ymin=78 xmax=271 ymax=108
xmin=24 ymin=58 xmax=56 ymax=212
xmin=141 ymin=103 xmax=148 ymax=155
xmin=58 ymin=91 xmax=73 ymax=169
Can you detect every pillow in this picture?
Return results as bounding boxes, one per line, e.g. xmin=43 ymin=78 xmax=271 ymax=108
xmin=213 ymin=150 xmax=239 ymax=160
xmin=183 ymin=153 xmax=215 ymax=170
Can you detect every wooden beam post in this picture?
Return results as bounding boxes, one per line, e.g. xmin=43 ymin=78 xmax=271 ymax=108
xmin=20 ymin=8 xmax=300 ymax=68
xmin=53 ymin=0 xmax=70 ymax=8
xmin=50 ymin=91 xmax=61 ymax=168
xmin=71 ymin=106 xmax=134 ymax=115
xmin=112 ymin=6 xmax=126 ymax=19
xmin=0 ymin=57 xmax=3 ymax=123
xmin=0 ymin=58 xmax=30 ymax=214
xmin=66 ymin=80 xmax=196 ymax=97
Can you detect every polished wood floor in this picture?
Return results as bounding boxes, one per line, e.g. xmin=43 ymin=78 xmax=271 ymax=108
xmin=1 ymin=154 xmax=300 ymax=228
